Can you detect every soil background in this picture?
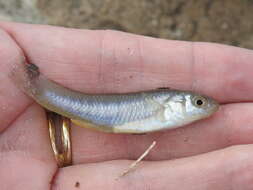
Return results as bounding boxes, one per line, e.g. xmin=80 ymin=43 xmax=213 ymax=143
xmin=0 ymin=0 xmax=252 ymax=49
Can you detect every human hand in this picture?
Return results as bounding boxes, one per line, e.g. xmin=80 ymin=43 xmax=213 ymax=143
xmin=1 ymin=21 xmax=253 ymax=190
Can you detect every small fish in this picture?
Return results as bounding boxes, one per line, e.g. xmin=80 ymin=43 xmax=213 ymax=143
xmin=11 ymin=62 xmax=219 ymax=133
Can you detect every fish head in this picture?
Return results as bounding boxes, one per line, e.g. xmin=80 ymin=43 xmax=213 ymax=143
xmin=163 ymin=92 xmax=219 ymax=125
xmin=184 ymin=93 xmax=219 ymax=120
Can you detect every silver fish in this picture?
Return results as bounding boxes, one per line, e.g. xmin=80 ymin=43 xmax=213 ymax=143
xmin=11 ymin=63 xmax=219 ymax=133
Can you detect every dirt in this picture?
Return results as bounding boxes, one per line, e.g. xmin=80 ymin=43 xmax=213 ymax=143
xmin=0 ymin=0 xmax=252 ymax=49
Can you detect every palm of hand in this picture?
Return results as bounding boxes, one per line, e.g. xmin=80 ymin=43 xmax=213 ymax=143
xmin=1 ymin=22 xmax=253 ymax=190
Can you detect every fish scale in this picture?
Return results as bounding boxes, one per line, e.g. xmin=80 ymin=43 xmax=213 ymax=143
xmin=12 ymin=63 xmax=219 ymax=133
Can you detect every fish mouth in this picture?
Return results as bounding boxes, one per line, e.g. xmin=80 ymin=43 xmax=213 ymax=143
xmin=209 ymin=99 xmax=220 ymax=114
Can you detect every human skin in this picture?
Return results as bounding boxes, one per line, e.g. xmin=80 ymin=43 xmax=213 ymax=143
xmin=0 ymin=21 xmax=253 ymax=190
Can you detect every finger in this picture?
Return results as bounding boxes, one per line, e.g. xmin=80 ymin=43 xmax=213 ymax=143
xmin=0 ymin=103 xmax=56 ymax=189
xmin=0 ymin=22 xmax=253 ymax=102
xmin=0 ymin=28 xmax=32 ymax=133
xmin=52 ymin=144 xmax=253 ymax=190
xmin=71 ymin=103 xmax=253 ymax=163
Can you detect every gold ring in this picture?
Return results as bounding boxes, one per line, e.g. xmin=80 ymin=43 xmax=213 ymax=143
xmin=47 ymin=111 xmax=72 ymax=167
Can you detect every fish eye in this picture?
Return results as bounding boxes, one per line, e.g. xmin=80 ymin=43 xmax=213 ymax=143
xmin=193 ymin=96 xmax=207 ymax=108
xmin=196 ymin=99 xmax=203 ymax=106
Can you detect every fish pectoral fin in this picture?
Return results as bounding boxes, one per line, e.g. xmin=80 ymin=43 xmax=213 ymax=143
xmin=142 ymin=94 xmax=166 ymax=110
xmin=71 ymin=119 xmax=114 ymax=133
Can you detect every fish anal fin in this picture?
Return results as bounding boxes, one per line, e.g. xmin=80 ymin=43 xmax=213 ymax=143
xmin=71 ymin=119 xmax=114 ymax=133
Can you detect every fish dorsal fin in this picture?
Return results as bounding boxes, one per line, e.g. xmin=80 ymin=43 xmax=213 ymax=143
xmin=157 ymin=87 xmax=170 ymax=90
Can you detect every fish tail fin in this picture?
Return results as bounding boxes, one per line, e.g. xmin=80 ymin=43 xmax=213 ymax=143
xmin=9 ymin=58 xmax=41 ymax=98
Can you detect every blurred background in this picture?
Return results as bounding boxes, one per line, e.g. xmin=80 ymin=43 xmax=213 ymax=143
xmin=0 ymin=0 xmax=252 ymax=49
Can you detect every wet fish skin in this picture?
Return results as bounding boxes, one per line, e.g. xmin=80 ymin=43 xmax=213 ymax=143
xmin=11 ymin=63 xmax=219 ymax=133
